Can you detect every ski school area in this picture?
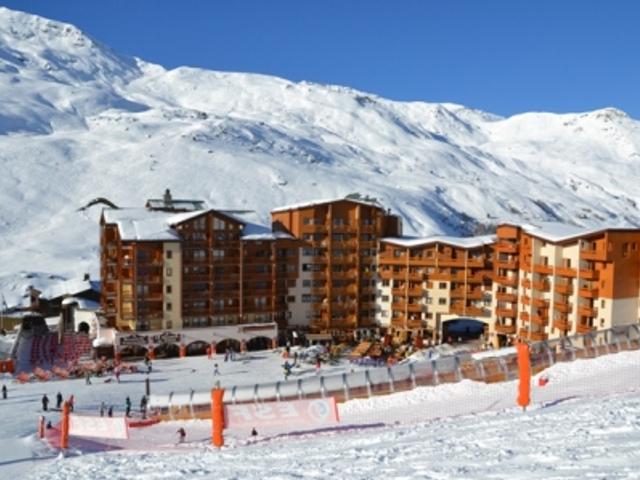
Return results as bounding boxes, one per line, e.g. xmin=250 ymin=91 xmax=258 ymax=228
xmin=1 ymin=328 xmax=639 ymax=478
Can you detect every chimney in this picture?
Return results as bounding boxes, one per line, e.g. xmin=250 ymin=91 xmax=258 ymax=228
xmin=163 ymin=188 xmax=172 ymax=207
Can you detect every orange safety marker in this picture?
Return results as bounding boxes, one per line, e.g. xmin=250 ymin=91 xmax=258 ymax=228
xmin=211 ymin=388 xmax=225 ymax=448
xmin=60 ymin=401 xmax=70 ymax=449
xmin=179 ymin=344 xmax=186 ymax=358
xmin=516 ymin=342 xmax=531 ymax=410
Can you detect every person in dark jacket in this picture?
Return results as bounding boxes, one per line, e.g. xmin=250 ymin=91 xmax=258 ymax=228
xmin=1 ymin=385 xmax=6 ymax=399
xmin=42 ymin=394 xmax=49 ymax=411
xmin=56 ymin=392 xmax=63 ymax=409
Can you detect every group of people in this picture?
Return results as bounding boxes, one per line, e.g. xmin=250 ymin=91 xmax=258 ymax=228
xmin=41 ymin=392 xmax=74 ymax=412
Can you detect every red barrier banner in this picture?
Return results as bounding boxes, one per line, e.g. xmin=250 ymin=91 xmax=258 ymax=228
xmin=69 ymin=414 xmax=129 ymax=440
xmin=225 ymin=397 xmax=339 ymax=429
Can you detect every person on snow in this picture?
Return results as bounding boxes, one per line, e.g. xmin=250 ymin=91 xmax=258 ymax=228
xmin=100 ymin=401 xmax=106 ymax=417
xmin=56 ymin=392 xmax=63 ymax=409
xmin=250 ymin=427 xmax=258 ymax=438
xmin=42 ymin=394 xmax=49 ymax=411
xmin=85 ymin=371 xmax=92 ymax=385
xmin=114 ymin=365 xmax=121 ymax=383
xmin=176 ymin=427 xmax=186 ymax=443
xmin=147 ymin=361 xmax=152 ymax=374
xmin=68 ymin=394 xmax=75 ymax=412
xmin=283 ymin=361 xmax=292 ymax=381
xmin=125 ymin=396 xmax=132 ymax=417
xmin=140 ymin=394 xmax=148 ymax=419
xmin=213 ymin=363 xmax=220 ymax=376
xmin=2 ymin=384 xmax=6 ymax=399
xmin=107 ymin=406 xmax=113 ymax=417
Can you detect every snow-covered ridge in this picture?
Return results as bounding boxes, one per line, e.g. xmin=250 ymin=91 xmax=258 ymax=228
xmin=1 ymin=7 xmax=640 ymax=306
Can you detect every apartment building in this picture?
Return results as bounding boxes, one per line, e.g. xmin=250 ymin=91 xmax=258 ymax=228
xmin=492 ymin=223 xmax=640 ymax=345
xmin=271 ymin=197 xmax=401 ymax=333
xmin=376 ymin=235 xmax=495 ymax=341
xmin=100 ymin=193 xmax=299 ymax=339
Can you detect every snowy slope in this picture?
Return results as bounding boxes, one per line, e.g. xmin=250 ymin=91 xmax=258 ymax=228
xmin=0 ymin=348 xmax=638 ymax=479
xmin=2 ymin=7 xmax=640 ymax=306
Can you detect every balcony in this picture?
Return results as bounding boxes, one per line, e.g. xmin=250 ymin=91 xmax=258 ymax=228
xmin=553 ymin=319 xmax=572 ymax=331
xmin=555 ymin=283 xmax=573 ymax=295
xmin=533 ymin=263 xmax=554 ymax=275
xmin=466 ymin=289 xmax=484 ymax=300
xmin=532 ymin=297 xmax=549 ymax=309
xmin=495 ymin=259 xmax=518 ymax=270
xmin=391 ymin=302 xmax=406 ymax=311
xmin=406 ymin=303 xmax=423 ymax=313
xmin=437 ymin=257 xmax=466 ymax=268
xmin=521 ymin=295 xmax=531 ymax=305
xmin=554 ymin=302 xmax=572 ymax=313
xmin=579 ymin=269 xmax=600 ymax=280
xmin=496 ymin=306 xmax=517 ymax=318
xmin=496 ymin=275 xmax=518 ymax=287
xmin=576 ymin=323 xmax=596 ymax=334
xmin=578 ymin=305 xmax=598 ymax=317
xmin=578 ymin=287 xmax=599 ymax=298
xmin=556 ymin=266 xmax=577 ymax=277
xmin=392 ymin=287 xmax=406 ymax=296
xmin=530 ymin=315 xmax=548 ymax=326
xmin=520 ymin=311 xmax=530 ymax=322
xmin=407 ymin=272 xmax=424 ymax=282
xmin=496 ymin=242 xmax=518 ymax=253
xmin=359 ymin=240 xmax=377 ymax=249
xmin=494 ymin=322 xmax=517 ymax=335
xmin=532 ymin=281 xmax=551 ymax=292
xmin=450 ymin=288 xmax=467 ymax=298
xmin=407 ymin=319 xmax=423 ymax=329
xmin=580 ymin=248 xmax=606 ymax=261
xmin=521 ymin=278 xmax=532 ymax=289
xmin=407 ymin=286 xmax=424 ymax=296
xmin=300 ymin=224 xmax=327 ymax=233
xmin=496 ymin=292 xmax=518 ymax=303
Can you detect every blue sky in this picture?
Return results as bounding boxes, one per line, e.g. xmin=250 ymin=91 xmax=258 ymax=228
xmin=4 ymin=0 xmax=640 ymax=118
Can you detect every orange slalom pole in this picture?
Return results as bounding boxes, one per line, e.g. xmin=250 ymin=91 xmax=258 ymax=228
xmin=516 ymin=342 xmax=531 ymax=410
xmin=38 ymin=415 xmax=45 ymax=439
xmin=60 ymin=401 xmax=70 ymax=449
xmin=211 ymin=388 xmax=225 ymax=448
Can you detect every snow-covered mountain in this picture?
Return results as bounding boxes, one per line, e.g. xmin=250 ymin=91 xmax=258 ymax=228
xmin=2 ymin=6 xmax=640 ymax=307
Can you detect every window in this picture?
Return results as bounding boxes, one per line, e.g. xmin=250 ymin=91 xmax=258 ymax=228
xmin=166 ymin=250 xmax=172 ymax=259
xmin=166 ymin=302 xmax=172 ymax=311
xmin=382 ymin=295 xmax=389 ymax=302
xmin=439 ymin=282 xmax=447 ymax=289
xmin=287 ymin=295 xmax=296 ymax=303
xmin=212 ymin=249 xmax=224 ymax=258
xmin=623 ymin=242 xmax=630 ymax=257
xmin=601 ymin=299 xmax=606 ymax=308
xmin=166 ymin=267 xmax=172 ymax=277
xmin=213 ymin=218 xmax=225 ymax=230
xmin=166 ymin=285 xmax=172 ymax=294
xmin=425 ymin=297 xmax=432 ymax=304
xmin=302 ymin=279 xmax=312 ymax=287
xmin=301 ymin=294 xmax=312 ymax=303
xmin=382 ymin=280 xmax=390 ymax=287
xmin=600 ymin=318 xmax=605 ymax=327
xmin=438 ymin=298 xmax=447 ymax=305
xmin=381 ymin=311 xmax=388 ymax=318
xmin=426 ymin=313 xmax=433 ymax=319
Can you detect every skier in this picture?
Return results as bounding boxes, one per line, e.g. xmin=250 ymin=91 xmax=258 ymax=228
xmin=114 ymin=365 xmax=121 ymax=383
xmin=250 ymin=427 xmax=258 ymax=439
xmin=41 ymin=394 xmax=49 ymax=412
xmin=100 ymin=401 xmax=106 ymax=417
xmin=140 ymin=394 xmax=148 ymax=419
xmin=283 ymin=361 xmax=292 ymax=381
xmin=1 ymin=384 xmax=6 ymax=399
xmin=213 ymin=363 xmax=220 ymax=376
xmin=147 ymin=361 xmax=152 ymax=374
xmin=56 ymin=392 xmax=63 ymax=409
xmin=176 ymin=427 xmax=186 ymax=444
xmin=107 ymin=406 xmax=113 ymax=417
xmin=125 ymin=396 xmax=132 ymax=417
xmin=85 ymin=371 xmax=92 ymax=385
xmin=68 ymin=394 xmax=75 ymax=412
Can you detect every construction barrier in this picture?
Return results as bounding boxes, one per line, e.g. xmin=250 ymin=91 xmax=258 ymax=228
xmin=149 ymin=324 xmax=640 ymax=420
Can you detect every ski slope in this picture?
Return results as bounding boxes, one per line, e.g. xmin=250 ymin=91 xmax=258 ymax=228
xmin=0 ymin=348 xmax=638 ymax=479
xmin=2 ymin=7 xmax=640 ymax=307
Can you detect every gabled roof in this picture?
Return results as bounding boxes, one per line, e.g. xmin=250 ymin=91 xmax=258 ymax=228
xmin=381 ymin=234 xmax=496 ymax=249
xmin=102 ymin=208 xmax=292 ymax=242
xmin=271 ymin=196 xmax=384 ymax=213
xmin=500 ymin=221 xmax=638 ymax=243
